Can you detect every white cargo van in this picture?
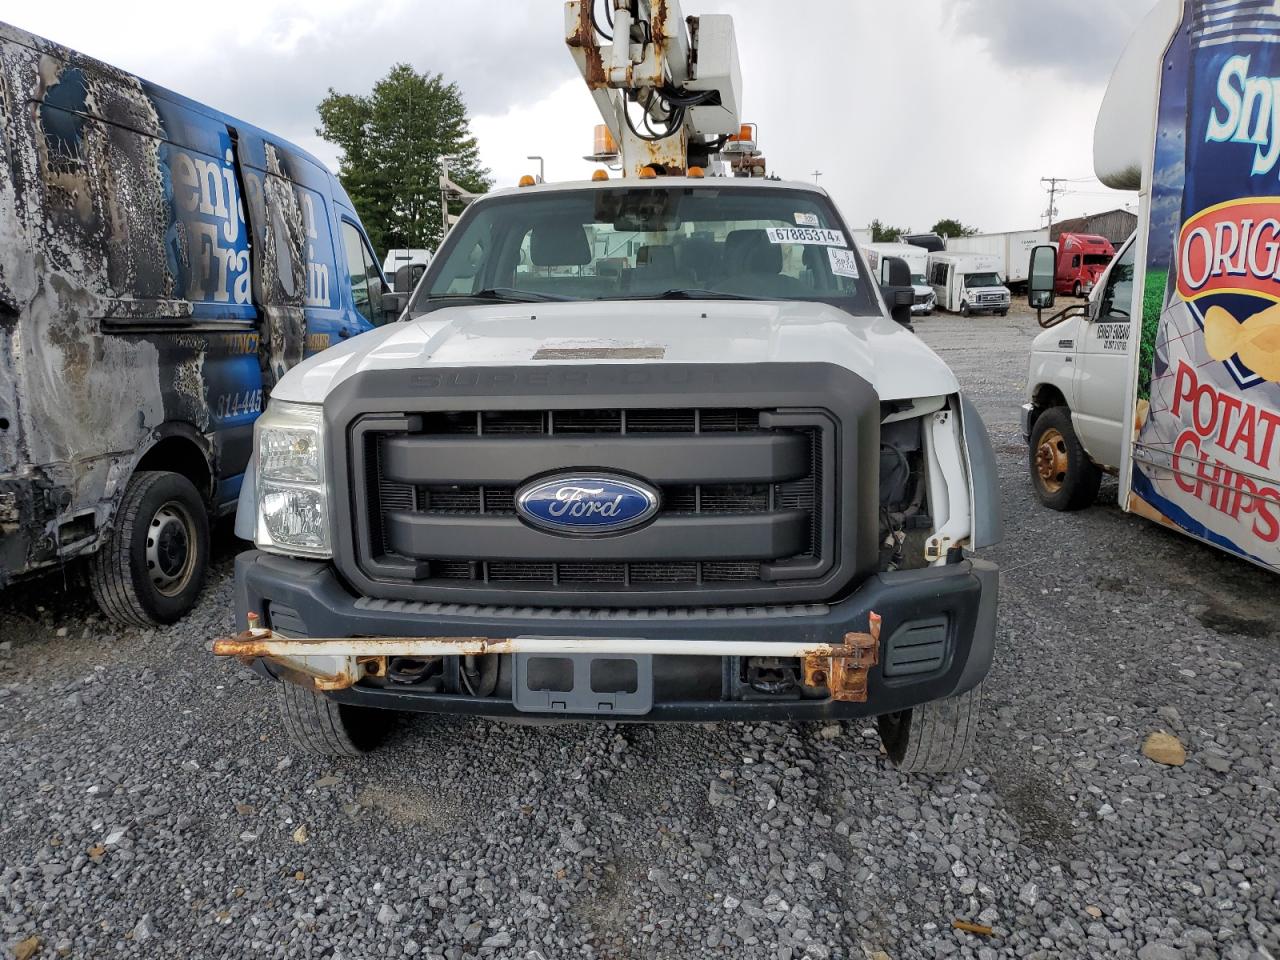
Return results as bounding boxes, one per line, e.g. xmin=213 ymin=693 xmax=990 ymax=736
xmin=862 ymin=242 xmax=935 ymax=315
xmin=927 ymin=252 xmax=1011 ymax=316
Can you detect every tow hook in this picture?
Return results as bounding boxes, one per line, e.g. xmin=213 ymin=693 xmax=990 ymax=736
xmin=802 ymin=612 xmax=881 ymax=702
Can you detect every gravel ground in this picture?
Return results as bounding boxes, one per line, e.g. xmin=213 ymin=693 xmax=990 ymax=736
xmin=1 ymin=303 xmax=1277 ymax=960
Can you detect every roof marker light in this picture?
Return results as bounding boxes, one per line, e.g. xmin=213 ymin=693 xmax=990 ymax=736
xmin=518 ymin=174 xmax=536 ymax=187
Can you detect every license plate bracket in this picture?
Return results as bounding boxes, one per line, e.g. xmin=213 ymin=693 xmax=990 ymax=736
xmin=512 ymin=649 xmax=653 ymax=715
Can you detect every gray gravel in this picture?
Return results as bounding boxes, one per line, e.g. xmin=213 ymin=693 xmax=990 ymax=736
xmin=1 ymin=304 xmax=1278 ymax=960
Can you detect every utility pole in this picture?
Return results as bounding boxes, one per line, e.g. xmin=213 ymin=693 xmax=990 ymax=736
xmin=527 ymin=155 xmax=545 ymax=184
xmin=1041 ymin=176 xmax=1066 ymax=229
xmin=812 ymin=170 xmax=823 ymax=185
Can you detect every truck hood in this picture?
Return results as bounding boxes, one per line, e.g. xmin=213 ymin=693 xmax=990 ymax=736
xmin=274 ymin=300 xmax=960 ymax=404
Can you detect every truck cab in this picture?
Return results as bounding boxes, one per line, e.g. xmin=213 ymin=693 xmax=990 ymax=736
xmin=1054 ymin=233 xmax=1116 ymax=298
xmin=926 ymin=252 xmax=1011 ymax=316
xmin=1022 ymin=234 xmax=1136 ymax=508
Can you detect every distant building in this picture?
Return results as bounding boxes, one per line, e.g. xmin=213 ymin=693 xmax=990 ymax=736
xmin=1050 ymin=208 xmax=1138 ymax=246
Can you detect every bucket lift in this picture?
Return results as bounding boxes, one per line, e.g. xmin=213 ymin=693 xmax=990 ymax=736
xmin=565 ymin=0 xmax=743 ymax=176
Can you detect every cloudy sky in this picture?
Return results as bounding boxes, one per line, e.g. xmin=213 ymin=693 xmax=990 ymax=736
xmin=6 ymin=0 xmax=1157 ymax=234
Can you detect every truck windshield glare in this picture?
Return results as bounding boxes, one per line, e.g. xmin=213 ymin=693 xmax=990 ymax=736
xmin=411 ymin=186 xmax=878 ymax=314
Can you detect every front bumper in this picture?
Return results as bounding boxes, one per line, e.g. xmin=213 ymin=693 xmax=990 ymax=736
xmin=226 ymin=550 xmax=998 ymax=721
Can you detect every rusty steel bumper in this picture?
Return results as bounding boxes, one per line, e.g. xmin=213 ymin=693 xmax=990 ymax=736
xmin=225 ymin=550 xmax=997 ymax=721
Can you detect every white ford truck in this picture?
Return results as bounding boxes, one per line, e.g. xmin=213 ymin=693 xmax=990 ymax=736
xmin=215 ymin=1 xmax=1002 ymax=772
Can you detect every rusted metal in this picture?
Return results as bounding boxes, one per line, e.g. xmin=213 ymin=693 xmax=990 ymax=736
xmin=213 ymin=627 xmax=864 ymax=661
xmin=802 ymin=612 xmax=881 ymax=703
xmin=216 ymin=617 xmax=885 ymax=701
xmin=565 ymin=0 xmax=608 ymax=89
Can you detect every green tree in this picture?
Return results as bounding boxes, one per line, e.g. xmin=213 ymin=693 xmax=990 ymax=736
xmin=318 ymin=64 xmax=491 ymax=256
xmin=931 ymin=218 xmax=978 ymax=238
xmin=870 ymin=219 xmax=910 ymax=243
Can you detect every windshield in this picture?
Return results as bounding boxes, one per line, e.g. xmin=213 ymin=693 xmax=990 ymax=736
xmin=910 ymin=273 xmax=927 ymax=286
xmin=1083 ymin=253 xmax=1112 ymax=267
xmin=410 ymin=186 xmax=877 ymax=314
xmin=963 ymin=272 xmax=1003 ymax=288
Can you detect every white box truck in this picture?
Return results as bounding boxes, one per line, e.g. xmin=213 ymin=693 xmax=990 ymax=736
xmin=927 ymin=252 xmax=1011 ymax=316
xmin=1022 ymin=0 xmax=1280 ymax=574
xmin=946 ymin=229 xmax=1048 ymax=289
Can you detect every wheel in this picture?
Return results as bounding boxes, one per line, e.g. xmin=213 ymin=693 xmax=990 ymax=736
xmin=1073 ymin=281 xmax=1083 ymax=297
xmin=997 ymin=309 xmax=1008 ymax=317
xmin=878 ymin=683 xmax=983 ymax=773
xmin=1028 ymin=406 xmax=1102 ymax=510
xmin=277 ymin=682 xmax=391 ymax=756
xmin=960 ymin=303 xmax=971 ymax=317
xmin=90 ymin=470 xmax=210 ymax=626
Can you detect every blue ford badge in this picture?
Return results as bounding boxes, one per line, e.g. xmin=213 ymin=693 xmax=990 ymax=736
xmin=515 ymin=474 xmax=660 ymax=534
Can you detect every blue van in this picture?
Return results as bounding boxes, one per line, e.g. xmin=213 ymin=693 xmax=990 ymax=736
xmin=0 ymin=21 xmax=392 ymax=624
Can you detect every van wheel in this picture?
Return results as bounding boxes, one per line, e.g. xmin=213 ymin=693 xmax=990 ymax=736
xmin=1028 ymin=407 xmax=1101 ymax=510
xmin=878 ymin=683 xmax=982 ymax=773
xmin=90 ymin=470 xmax=210 ymax=627
xmin=960 ymin=303 xmax=971 ymax=317
xmin=997 ymin=309 xmax=1008 ymax=317
xmin=277 ymin=682 xmax=390 ymax=756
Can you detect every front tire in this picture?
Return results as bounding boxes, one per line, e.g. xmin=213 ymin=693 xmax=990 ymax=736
xmin=878 ymin=683 xmax=983 ymax=774
xmin=90 ymin=470 xmax=210 ymax=626
xmin=277 ymin=682 xmax=390 ymax=757
xmin=1028 ymin=406 xmax=1102 ymax=510
xmin=1073 ymin=281 xmax=1083 ymax=297
xmin=960 ymin=303 xmax=971 ymax=317
xmin=997 ymin=309 xmax=1008 ymax=317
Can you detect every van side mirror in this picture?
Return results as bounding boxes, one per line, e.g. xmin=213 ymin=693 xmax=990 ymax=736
xmin=1027 ymin=245 xmax=1056 ymax=317
xmin=381 ymin=291 xmax=408 ymax=321
xmin=879 ymin=256 xmax=915 ymax=328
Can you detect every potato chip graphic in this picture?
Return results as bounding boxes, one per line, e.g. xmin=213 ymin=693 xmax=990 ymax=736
xmin=1203 ymin=303 xmax=1280 ymax=383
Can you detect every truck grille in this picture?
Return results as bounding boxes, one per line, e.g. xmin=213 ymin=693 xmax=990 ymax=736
xmin=351 ymin=407 xmax=831 ymax=603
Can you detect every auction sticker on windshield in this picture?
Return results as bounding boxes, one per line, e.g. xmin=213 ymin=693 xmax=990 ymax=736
xmin=765 ymin=227 xmax=846 ymax=246
xmin=793 ymin=212 xmax=820 ymax=227
xmin=828 ymin=247 xmax=859 ymax=279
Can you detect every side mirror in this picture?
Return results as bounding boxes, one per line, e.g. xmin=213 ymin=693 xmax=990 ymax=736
xmin=879 ymin=256 xmax=915 ymax=327
xmin=381 ymin=291 xmax=408 ymax=321
xmin=1027 ymin=245 xmax=1056 ymax=314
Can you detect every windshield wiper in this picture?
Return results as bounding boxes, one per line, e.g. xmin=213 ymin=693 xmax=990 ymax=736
xmin=633 ymin=288 xmax=757 ymax=301
xmin=433 ymin=287 xmax=578 ymax=304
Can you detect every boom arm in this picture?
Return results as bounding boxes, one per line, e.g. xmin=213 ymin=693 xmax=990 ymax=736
xmin=565 ymin=0 xmax=742 ymax=176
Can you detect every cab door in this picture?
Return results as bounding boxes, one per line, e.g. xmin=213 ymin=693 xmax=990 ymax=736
xmin=1070 ymin=238 xmax=1136 ymax=465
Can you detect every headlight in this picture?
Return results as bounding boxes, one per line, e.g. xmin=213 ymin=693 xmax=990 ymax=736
xmin=255 ymin=401 xmax=331 ymax=557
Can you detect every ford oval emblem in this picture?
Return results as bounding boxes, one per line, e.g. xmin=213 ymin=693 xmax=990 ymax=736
xmin=515 ymin=474 xmax=660 ymax=534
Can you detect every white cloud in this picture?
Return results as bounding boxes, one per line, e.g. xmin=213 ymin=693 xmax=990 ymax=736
xmin=7 ymin=0 xmax=1153 ymax=232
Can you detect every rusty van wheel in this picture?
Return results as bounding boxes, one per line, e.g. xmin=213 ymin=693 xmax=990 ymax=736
xmin=1028 ymin=407 xmax=1101 ymax=511
xmin=90 ymin=471 xmax=210 ymax=627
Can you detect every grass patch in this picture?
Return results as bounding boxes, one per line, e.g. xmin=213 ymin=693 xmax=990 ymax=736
xmin=1138 ymin=268 xmax=1168 ymax=401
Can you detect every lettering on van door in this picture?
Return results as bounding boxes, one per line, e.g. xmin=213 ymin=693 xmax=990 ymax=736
xmin=296 ymin=189 xmax=331 ymax=308
xmin=172 ymin=141 xmax=252 ymax=306
xmin=1095 ymin=322 xmax=1130 ymax=351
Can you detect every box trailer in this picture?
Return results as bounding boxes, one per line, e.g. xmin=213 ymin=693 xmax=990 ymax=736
xmin=946 ymin=230 xmax=1049 ymax=288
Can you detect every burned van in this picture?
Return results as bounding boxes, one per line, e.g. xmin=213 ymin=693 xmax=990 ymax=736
xmin=0 ymin=22 xmax=391 ymax=624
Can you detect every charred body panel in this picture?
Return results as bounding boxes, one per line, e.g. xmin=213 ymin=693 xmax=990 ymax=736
xmin=0 ymin=21 xmax=384 ymax=586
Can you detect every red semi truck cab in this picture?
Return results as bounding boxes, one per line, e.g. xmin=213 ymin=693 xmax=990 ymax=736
xmin=1055 ymin=233 xmax=1116 ymax=297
